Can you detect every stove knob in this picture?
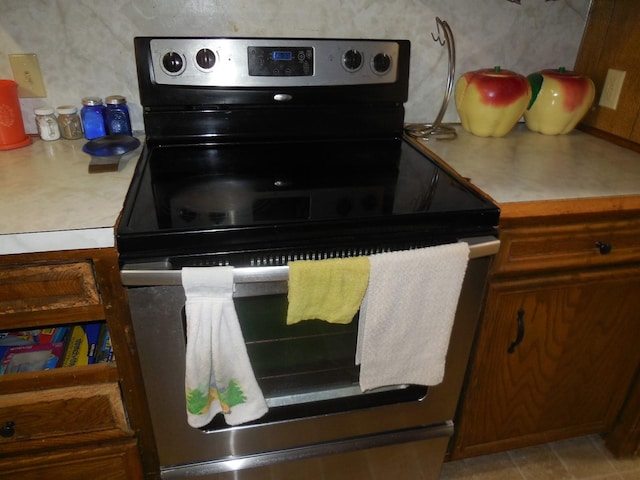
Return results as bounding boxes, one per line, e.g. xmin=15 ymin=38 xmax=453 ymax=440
xmin=342 ymin=49 xmax=363 ymax=71
xmin=372 ymin=53 xmax=391 ymax=74
xmin=196 ymin=48 xmax=216 ymax=70
xmin=162 ymin=51 xmax=184 ymax=74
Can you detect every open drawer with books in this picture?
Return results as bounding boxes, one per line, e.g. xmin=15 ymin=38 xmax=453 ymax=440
xmin=0 ymin=248 xmax=147 ymax=479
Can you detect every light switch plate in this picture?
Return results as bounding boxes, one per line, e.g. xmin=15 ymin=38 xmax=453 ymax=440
xmin=9 ymin=53 xmax=47 ymax=98
xmin=599 ymin=68 xmax=626 ymax=110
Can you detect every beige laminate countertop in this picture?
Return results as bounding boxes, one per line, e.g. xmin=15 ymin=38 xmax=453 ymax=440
xmin=2 ymin=125 xmax=640 ymax=256
xmin=0 ymin=135 xmax=141 ymax=255
xmin=417 ymin=124 xmax=640 ymax=205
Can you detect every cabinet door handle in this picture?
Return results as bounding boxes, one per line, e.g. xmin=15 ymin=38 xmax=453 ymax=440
xmin=0 ymin=421 xmax=15 ymax=438
xmin=595 ymin=241 xmax=612 ymax=255
xmin=508 ymin=309 xmax=525 ymax=354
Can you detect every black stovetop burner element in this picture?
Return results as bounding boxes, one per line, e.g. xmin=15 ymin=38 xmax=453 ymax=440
xmin=116 ymin=37 xmax=499 ymax=266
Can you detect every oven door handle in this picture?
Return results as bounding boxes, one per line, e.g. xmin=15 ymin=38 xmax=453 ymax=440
xmin=120 ymin=236 xmax=499 ymax=292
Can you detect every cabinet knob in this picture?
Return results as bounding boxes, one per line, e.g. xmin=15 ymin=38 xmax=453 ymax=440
xmin=0 ymin=421 xmax=15 ymax=438
xmin=595 ymin=241 xmax=612 ymax=255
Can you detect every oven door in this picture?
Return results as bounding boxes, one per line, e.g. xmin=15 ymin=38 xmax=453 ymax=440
xmin=121 ymin=236 xmax=499 ymax=478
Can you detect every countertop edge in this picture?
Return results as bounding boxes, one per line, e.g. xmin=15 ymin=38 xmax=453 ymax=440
xmin=498 ymin=195 xmax=640 ymax=226
xmin=0 ymin=228 xmax=115 ymax=256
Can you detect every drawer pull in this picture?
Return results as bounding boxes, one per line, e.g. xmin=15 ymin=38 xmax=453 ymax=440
xmin=595 ymin=241 xmax=612 ymax=255
xmin=0 ymin=421 xmax=15 ymax=438
xmin=508 ymin=309 xmax=525 ymax=354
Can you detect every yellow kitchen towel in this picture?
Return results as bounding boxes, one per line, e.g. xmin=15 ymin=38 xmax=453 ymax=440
xmin=286 ymin=256 xmax=371 ymax=325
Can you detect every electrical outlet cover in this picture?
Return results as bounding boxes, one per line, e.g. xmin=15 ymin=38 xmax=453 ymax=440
xmin=599 ymin=68 xmax=626 ymax=110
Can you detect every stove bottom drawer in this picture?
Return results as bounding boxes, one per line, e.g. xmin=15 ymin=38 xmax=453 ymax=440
xmin=161 ymin=422 xmax=452 ymax=480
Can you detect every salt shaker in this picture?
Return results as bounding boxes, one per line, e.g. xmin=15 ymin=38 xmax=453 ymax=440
xmin=56 ymin=105 xmax=84 ymax=139
xmin=34 ymin=107 xmax=61 ymax=141
xmin=81 ymin=97 xmax=107 ymax=140
xmin=105 ymin=95 xmax=132 ymax=136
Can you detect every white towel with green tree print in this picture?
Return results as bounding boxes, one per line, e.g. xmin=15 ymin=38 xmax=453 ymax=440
xmin=183 ymin=266 xmax=268 ymax=427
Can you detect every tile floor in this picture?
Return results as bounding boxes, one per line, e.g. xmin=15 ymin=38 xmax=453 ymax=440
xmin=440 ymin=435 xmax=640 ymax=479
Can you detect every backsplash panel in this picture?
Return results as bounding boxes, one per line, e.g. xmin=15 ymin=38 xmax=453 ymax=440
xmin=0 ymin=0 xmax=590 ymax=131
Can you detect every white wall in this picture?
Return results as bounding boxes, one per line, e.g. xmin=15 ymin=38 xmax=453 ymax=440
xmin=0 ymin=0 xmax=590 ymax=131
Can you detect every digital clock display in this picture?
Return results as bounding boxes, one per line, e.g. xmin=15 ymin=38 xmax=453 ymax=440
xmin=272 ymin=51 xmax=292 ymax=61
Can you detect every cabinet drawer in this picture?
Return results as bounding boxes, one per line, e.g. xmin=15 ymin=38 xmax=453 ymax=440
xmin=0 ymin=383 xmax=129 ymax=453
xmin=0 ymin=260 xmax=100 ymax=315
xmin=494 ymin=219 xmax=640 ymax=276
xmin=0 ymin=439 xmax=143 ymax=480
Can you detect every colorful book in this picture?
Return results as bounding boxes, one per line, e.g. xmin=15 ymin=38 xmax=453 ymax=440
xmin=37 ymin=327 xmax=69 ymax=344
xmin=96 ymin=325 xmax=114 ymax=363
xmin=84 ymin=323 xmax=103 ymax=364
xmin=0 ymin=342 xmax=64 ymax=374
xmin=61 ymin=322 xmax=106 ymax=367
xmin=61 ymin=326 xmax=90 ymax=367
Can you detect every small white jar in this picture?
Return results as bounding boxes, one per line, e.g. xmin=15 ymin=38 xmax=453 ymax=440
xmin=34 ymin=107 xmax=61 ymax=141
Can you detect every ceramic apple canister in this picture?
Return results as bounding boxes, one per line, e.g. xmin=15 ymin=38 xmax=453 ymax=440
xmin=455 ymin=66 xmax=531 ymax=137
xmin=524 ymin=67 xmax=595 ymax=135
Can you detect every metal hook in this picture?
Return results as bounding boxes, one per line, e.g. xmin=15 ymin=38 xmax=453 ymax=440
xmin=431 ymin=17 xmax=446 ymax=46
xmin=405 ymin=17 xmax=457 ymax=141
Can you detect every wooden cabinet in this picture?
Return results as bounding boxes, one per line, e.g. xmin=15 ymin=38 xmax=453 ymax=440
xmin=451 ymin=207 xmax=640 ymax=459
xmin=0 ymin=383 xmax=128 ymax=454
xmin=575 ymin=0 xmax=640 ymax=150
xmin=0 ymin=249 xmax=156 ymax=479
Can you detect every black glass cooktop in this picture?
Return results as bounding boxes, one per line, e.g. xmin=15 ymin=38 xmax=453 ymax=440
xmin=116 ymin=137 xmax=499 ymax=265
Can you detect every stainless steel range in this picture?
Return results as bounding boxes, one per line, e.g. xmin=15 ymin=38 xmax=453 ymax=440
xmin=117 ymin=36 xmax=500 ymax=479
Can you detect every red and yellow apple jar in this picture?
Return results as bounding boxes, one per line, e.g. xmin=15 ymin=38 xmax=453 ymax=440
xmin=524 ymin=67 xmax=595 ymax=135
xmin=454 ymin=66 xmax=531 ymax=137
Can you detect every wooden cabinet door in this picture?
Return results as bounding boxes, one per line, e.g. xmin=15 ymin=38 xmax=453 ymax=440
xmin=452 ymin=267 xmax=640 ymax=458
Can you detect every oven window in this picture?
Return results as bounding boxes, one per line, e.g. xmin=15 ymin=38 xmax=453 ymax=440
xmin=236 ymin=294 xmax=360 ymax=401
xmin=194 ymin=294 xmax=428 ymax=431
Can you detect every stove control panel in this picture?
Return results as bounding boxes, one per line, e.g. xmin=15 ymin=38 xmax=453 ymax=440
xmin=149 ymin=38 xmax=401 ymax=87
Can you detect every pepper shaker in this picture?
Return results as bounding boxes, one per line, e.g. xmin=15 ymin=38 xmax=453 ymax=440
xmin=56 ymin=105 xmax=84 ymax=139
xmin=105 ymin=95 xmax=133 ymax=136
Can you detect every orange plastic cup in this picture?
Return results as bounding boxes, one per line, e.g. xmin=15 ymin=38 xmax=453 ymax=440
xmin=0 ymin=79 xmax=32 ymax=150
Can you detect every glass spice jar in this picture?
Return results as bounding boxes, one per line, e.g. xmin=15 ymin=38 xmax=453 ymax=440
xmin=56 ymin=105 xmax=84 ymax=139
xmin=81 ymin=97 xmax=107 ymax=140
xmin=104 ymin=95 xmax=132 ymax=136
xmin=34 ymin=107 xmax=61 ymax=141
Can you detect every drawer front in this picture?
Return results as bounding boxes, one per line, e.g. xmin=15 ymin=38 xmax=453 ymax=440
xmin=0 ymin=439 xmax=143 ymax=480
xmin=0 ymin=383 xmax=128 ymax=451
xmin=0 ymin=261 xmax=100 ymax=315
xmin=494 ymin=219 xmax=640 ymax=276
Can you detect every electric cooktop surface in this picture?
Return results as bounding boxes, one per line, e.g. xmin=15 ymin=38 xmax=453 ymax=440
xmin=117 ymin=137 xmax=499 ymax=264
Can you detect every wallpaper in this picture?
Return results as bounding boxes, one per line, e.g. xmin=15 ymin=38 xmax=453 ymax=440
xmin=0 ymin=0 xmax=590 ymax=131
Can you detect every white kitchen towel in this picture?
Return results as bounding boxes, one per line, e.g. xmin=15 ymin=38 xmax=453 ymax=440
xmin=182 ymin=267 xmax=268 ymax=428
xmin=356 ymin=242 xmax=470 ymax=391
